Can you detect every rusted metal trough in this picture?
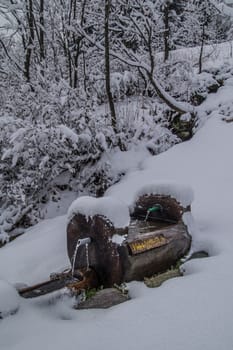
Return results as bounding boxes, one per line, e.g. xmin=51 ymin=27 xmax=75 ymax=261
xmin=19 ymin=185 xmax=193 ymax=299
xmin=67 ymin=193 xmax=192 ymax=288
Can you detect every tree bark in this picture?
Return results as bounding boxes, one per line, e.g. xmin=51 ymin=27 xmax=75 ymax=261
xmin=73 ymin=0 xmax=87 ymax=89
xmin=24 ymin=0 xmax=34 ymax=82
xmin=163 ymin=3 xmax=170 ymax=62
xmin=198 ymin=24 xmax=205 ymax=74
xmin=39 ymin=0 xmax=45 ymax=62
xmin=105 ymin=0 xmax=117 ymax=133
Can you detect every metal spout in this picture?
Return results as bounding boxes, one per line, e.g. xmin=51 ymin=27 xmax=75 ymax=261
xmin=77 ymin=237 xmax=91 ymax=246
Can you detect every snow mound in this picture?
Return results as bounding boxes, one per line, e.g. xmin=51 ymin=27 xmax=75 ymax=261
xmin=67 ymin=196 xmax=130 ymax=228
xmin=130 ymin=182 xmax=194 ymax=210
xmin=0 ymin=280 xmax=20 ymax=319
xmin=111 ymin=234 xmax=127 ymax=245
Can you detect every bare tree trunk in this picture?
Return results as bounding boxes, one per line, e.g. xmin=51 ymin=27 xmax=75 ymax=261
xmin=72 ymin=0 xmax=78 ymax=88
xmin=39 ymin=0 xmax=45 ymax=62
xmin=105 ymin=0 xmax=117 ymax=133
xmin=163 ymin=3 xmax=170 ymax=62
xmin=24 ymin=0 xmax=34 ymax=82
xmin=73 ymin=0 xmax=87 ymax=89
xmin=83 ymin=51 xmax=87 ymax=94
xmin=199 ymin=24 xmax=205 ymax=74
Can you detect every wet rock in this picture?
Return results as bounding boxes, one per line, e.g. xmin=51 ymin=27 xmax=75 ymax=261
xmin=144 ymin=268 xmax=183 ymax=288
xmin=186 ymin=250 xmax=209 ymax=261
xmin=191 ymin=72 xmax=220 ymax=106
xmin=167 ymin=112 xmax=196 ymax=141
xmin=207 ymin=82 xmax=219 ymax=94
xmin=191 ymin=92 xmax=206 ymax=106
xmin=76 ymin=288 xmax=129 ymax=309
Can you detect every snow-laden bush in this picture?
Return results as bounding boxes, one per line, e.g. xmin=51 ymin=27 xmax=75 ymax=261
xmin=189 ymin=61 xmax=233 ymax=107
xmin=0 ymin=78 xmax=115 ymax=238
xmin=0 ymin=92 xmax=179 ymax=239
xmin=190 ymin=72 xmax=220 ymax=105
xmin=0 ymin=58 xmax=188 ymax=241
xmin=91 ymin=70 xmax=137 ymax=102
xmin=0 ymin=113 xmax=114 ymax=236
xmin=76 ymin=101 xmax=179 ymax=196
xmin=154 ymin=60 xmax=194 ymax=102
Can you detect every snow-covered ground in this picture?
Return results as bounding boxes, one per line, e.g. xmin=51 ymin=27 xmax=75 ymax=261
xmin=1 ymin=68 xmax=233 ymax=349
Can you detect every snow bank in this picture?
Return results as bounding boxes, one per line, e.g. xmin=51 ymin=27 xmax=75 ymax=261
xmin=2 ymin=65 xmax=233 ymax=350
xmin=106 ymin=180 xmax=194 ymax=209
xmin=67 ymin=196 xmax=130 ymax=228
xmin=0 ymin=280 xmax=20 ymax=319
xmin=211 ymin=0 xmax=233 ymax=17
xmin=0 ymin=216 xmax=69 ymax=285
xmin=1 ymin=105 xmax=233 ymax=350
xmin=130 ymin=182 xmax=194 ymax=210
xmin=100 ymin=146 xmax=151 ymax=175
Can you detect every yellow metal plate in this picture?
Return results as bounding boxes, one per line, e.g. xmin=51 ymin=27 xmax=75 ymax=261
xmin=128 ymin=235 xmax=168 ymax=255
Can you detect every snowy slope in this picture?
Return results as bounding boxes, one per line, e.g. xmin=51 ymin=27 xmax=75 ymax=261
xmin=1 ymin=83 xmax=233 ymax=349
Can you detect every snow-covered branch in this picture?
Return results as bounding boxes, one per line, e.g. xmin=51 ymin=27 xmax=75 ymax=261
xmin=76 ymin=24 xmax=195 ymax=114
xmin=210 ymin=0 xmax=233 ymax=17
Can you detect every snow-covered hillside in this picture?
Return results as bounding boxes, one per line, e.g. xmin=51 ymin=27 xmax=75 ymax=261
xmin=1 ymin=64 xmax=233 ymax=349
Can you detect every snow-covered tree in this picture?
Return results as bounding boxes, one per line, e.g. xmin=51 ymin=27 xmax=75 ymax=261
xmin=1 ymin=0 xmax=232 ymax=241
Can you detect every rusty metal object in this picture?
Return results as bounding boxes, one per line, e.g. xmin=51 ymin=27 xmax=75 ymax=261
xmin=66 ymin=269 xmax=99 ymax=295
xmin=67 ymin=214 xmax=127 ymax=287
xmin=19 ymin=268 xmax=99 ymax=298
xmin=121 ymin=220 xmax=191 ymax=282
xmin=19 ymin=277 xmax=71 ymax=298
xmin=19 ymin=194 xmax=192 ymax=299
xmin=67 ymin=212 xmax=191 ymax=287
